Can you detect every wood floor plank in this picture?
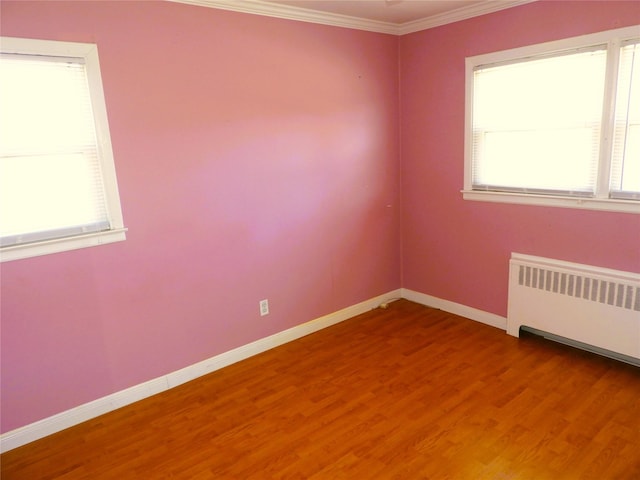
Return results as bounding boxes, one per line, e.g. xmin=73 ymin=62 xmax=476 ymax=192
xmin=2 ymin=299 xmax=639 ymax=479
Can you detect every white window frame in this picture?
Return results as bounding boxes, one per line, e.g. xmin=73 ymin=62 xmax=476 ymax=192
xmin=463 ymin=25 xmax=640 ymax=214
xmin=0 ymin=37 xmax=126 ymax=262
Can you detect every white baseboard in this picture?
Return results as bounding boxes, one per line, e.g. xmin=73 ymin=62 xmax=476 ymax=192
xmin=0 ymin=289 xmax=401 ymax=453
xmin=401 ymin=288 xmax=507 ymax=330
xmin=1 ymin=288 xmax=503 ymax=452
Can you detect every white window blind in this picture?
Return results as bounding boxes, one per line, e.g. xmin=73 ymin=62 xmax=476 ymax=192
xmin=464 ymin=26 xmax=640 ymax=213
xmin=0 ymin=53 xmax=113 ymax=248
xmin=471 ymin=46 xmax=608 ymax=196
xmin=610 ymin=40 xmax=640 ymax=200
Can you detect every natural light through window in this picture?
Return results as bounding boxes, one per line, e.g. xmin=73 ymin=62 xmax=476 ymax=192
xmin=464 ymin=26 xmax=640 ymax=213
xmin=611 ymin=40 xmax=640 ymax=198
xmin=0 ymin=38 xmax=126 ymax=262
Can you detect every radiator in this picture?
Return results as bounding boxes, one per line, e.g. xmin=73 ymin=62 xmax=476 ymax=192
xmin=507 ymin=253 xmax=640 ymax=364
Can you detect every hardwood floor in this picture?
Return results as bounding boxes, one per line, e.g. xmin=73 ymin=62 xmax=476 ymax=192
xmin=2 ymin=299 xmax=639 ymax=479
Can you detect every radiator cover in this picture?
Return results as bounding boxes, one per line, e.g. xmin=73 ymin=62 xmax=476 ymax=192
xmin=507 ymin=253 xmax=640 ymax=362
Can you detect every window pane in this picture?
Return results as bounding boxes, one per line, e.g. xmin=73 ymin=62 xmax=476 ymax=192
xmin=472 ymin=47 xmax=607 ymax=195
xmin=610 ymin=40 xmax=640 ymax=199
xmin=479 ymin=128 xmax=596 ymax=193
xmin=0 ymin=53 xmax=110 ymax=246
xmin=0 ymin=154 xmax=108 ymax=245
xmin=0 ymin=55 xmax=97 ymax=154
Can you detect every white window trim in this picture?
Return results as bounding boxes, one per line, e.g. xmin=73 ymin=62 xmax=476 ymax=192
xmin=0 ymin=37 xmax=126 ymax=262
xmin=463 ymin=25 xmax=640 ymax=214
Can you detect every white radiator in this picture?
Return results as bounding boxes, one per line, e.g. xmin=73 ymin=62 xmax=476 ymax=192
xmin=507 ymin=253 xmax=640 ymax=364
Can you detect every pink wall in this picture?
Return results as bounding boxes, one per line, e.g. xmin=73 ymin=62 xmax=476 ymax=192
xmin=2 ymin=0 xmax=639 ymax=436
xmin=0 ymin=1 xmax=401 ymax=432
xmin=400 ymin=1 xmax=640 ymax=318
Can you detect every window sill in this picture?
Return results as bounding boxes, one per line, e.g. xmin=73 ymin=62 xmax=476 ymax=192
xmin=461 ymin=190 xmax=640 ymax=214
xmin=0 ymin=228 xmax=128 ymax=262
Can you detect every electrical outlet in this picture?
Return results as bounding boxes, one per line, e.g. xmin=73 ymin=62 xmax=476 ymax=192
xmin=259 ymin=299 xmax=269 ymax=316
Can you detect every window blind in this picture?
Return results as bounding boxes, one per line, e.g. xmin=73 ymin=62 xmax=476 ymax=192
xmin=471 ymin=46 xmax=608 ymax=196
xmin=610 ymin=40 xmax=640 ymax=200
xmin=0 ymin=54 xmax=110 ymax=247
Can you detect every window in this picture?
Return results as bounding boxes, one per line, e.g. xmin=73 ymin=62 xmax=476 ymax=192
xmin=0 ymin=37 xmax=126 ymax=262
xmin=464 ymin=26 xmax=640 ymax=213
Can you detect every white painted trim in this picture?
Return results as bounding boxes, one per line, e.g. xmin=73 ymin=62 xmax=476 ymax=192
xmin=169 ymin=0 xmax=398 ymax=34
xmin=0 ymin=37 xmax=127 ymax=262
xmin=0 ymin=377 xmax=169 ymax=455
xmin=462 ymin=25 xmax=640 ymax=215
xmin=461 ymin=190 xmax=640 ymax=214
xmin=168 ymin=0 xmax=536 ymax=36
xmin=0 ymin=228 xmax=128 ymax=262
xmin=166 ymin=288 xmax=401 ymax=388
xmin=397 ymin=0 xmax=536 ymax=35
xmin=0 ymin=288 xmax=508 ymax=452
xmin=0 ymin=289 xmax=401 ymax=453
xmin=401 ymin=288 xmax=507 ymax=330
xmin=466 ymin=25 xmax=640 ymax=67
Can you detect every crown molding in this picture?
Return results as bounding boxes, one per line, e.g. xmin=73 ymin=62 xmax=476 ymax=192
xmin=169 ymin=0 xmax=537 ymax=36
xmin=398 ymin=0 xmax=537 ymax=35
xmin=169 ymin=0 xmax=399 ymax=34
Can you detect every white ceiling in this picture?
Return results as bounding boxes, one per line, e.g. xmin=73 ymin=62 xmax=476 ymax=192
xmin=264 ymin=0 xmax=486 ymax=25
xmin=173 ymin=0 xmax=536 ymax=35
